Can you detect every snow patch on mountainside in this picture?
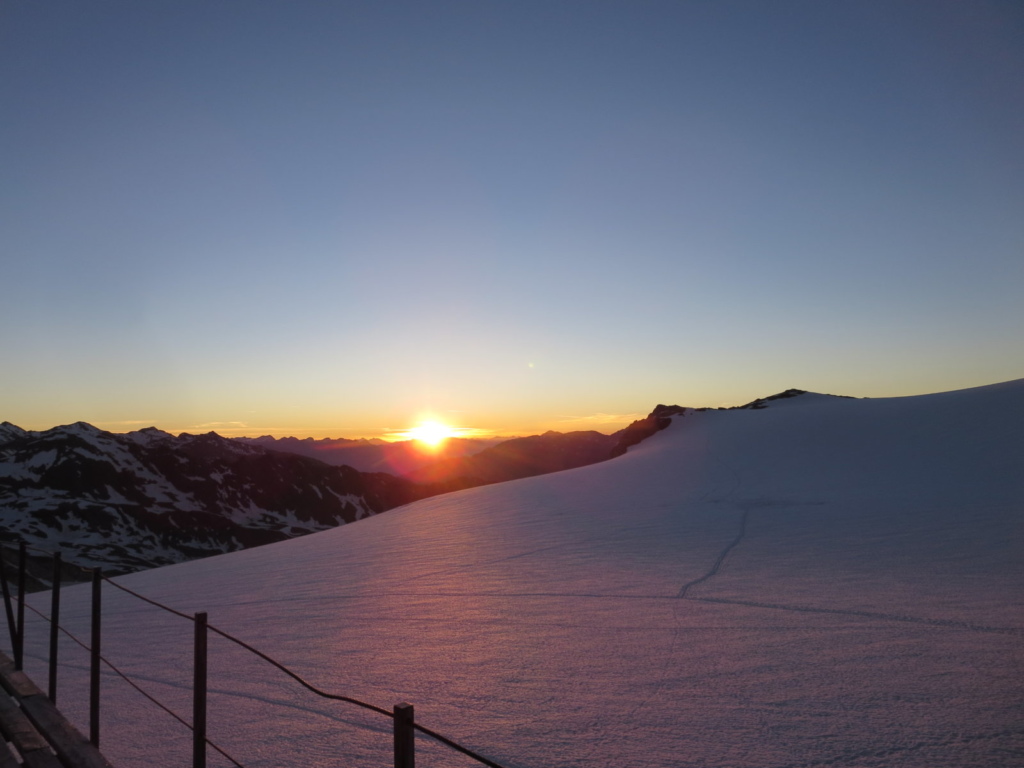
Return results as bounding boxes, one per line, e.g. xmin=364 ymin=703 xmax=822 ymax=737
xmin=0 ymin=424 xmax=418 ymax=574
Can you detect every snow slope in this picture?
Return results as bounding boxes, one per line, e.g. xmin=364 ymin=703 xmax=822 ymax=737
xmin=14 ymin=381 xmax=1024 ymax=767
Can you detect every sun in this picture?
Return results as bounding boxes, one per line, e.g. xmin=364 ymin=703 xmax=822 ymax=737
xmin=406 ymin=420 xmax=456 ymax=448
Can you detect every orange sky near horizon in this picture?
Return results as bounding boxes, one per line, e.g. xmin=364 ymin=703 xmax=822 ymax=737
xmin=8 ymin=372 xmax=1019 ymax=442
xmin=3 ymin=3 xmax=1022 ymax=444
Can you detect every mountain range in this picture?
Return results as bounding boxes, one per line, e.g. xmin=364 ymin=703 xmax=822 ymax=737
xmin=0 ymin=414 xmax=671 ymax=578
xmin=0 ymin=422 xmax=424 ymax=578
xmin=235 ymin=433 xmax=506 ymax=475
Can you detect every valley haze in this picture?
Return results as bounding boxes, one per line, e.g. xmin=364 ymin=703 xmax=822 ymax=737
xmin=8 ymin=378 xmax=1022 ymax=767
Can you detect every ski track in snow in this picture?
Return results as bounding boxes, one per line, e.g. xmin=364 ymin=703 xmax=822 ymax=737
xmin=580 ymin=445 xmax=752 ymax=764
xmin=674 ymin=441 xmax=1022 ymax=634
xmin=687 ymin=596 xmax=1024 ymax=636
xmin=676 ymin=507 xmax=750 ymax=598
xmin=579 ymin=433 xmax=1024 ymax=764
xmin=671 ymin=494 xmax=1021 ymax=635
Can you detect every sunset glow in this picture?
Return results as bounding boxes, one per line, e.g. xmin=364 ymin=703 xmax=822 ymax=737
xmin=405 ymin=421 xmax=457 ymax=447
xmin=2 ymin=2 xmax=1021 ymax=447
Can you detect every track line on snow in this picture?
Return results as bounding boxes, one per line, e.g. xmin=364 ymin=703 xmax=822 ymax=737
xmin=676 ymin=507 xmax=750 ymax=598
xmin=671 ymin=450 xmax=1023 ymax=635
xmin=577 ymin=440 xmax=753 ymax=766
xmin=685 ymin=595 xmax=1024 ymax=635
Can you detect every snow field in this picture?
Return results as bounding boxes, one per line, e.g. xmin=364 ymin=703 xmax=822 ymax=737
xmin=12 ymin=380 xmax=1024 ymax=767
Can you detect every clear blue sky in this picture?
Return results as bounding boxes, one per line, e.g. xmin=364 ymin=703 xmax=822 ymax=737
xmin=2 ymin=1 xmax=1022 ymax=438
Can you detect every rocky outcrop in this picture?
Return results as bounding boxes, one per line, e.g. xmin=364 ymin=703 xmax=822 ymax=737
xmin=733 ymin=389 xmax=808 ymax=409
xmin=610 ymin=405 xmax=687 ymax=458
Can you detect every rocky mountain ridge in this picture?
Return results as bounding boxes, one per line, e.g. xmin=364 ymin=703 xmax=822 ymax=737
xmin=0 ymin=421 xmax=425 ymax=578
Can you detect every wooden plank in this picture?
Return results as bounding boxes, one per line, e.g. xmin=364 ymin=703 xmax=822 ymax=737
xmin=1 ymin=669 xmax=44 ymax=700
xmin=20 ymin=747 xmax=65 ymax=768
xmin=0 ymin=656 xmax=14 ymax=688
xmin=0 ymin=694 xmax=49 ymax=753
xmin=0 ymin=650 xmax=114 ymax=768
xmin=0 ymin=651 xmax=113 ymax=768
xmin=0 ymin=694 xmax=62 ymax=768
xmin=0 ymin=741 xmax=21 ymax=768
xmin=19 ymin=694 xmax=114 ymax=768
xmin=0 ymin=652 xmax=44 ymax=700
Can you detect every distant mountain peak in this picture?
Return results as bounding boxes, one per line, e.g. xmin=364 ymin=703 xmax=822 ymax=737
xmin=122 ymin=426 xmax=176 ymax=446
xmin=735 ymin=389 xmax=808 ymax=410
xmin=0 ymin=422 xmax=28 ymax=444
xmin=53 ymin=421 xmax=106 ymax=436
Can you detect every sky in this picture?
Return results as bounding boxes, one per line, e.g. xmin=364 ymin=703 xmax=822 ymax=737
xmin=2 ymin=0 xmax=1022 ymax=439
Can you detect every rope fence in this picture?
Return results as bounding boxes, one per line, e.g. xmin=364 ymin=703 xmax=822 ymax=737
xmin=0 ymin=541 xmax=512 ymax=768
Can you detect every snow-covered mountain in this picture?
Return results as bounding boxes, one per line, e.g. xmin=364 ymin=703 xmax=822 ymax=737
xmin=14 ymin=380 xmax=1024 ymax=767
xmin=0 ymin=422 xmax=424 ymax=575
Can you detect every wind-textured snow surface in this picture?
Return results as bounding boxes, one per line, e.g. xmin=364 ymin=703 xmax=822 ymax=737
xmin=14 ymin=381 xmax=1024 ymax=767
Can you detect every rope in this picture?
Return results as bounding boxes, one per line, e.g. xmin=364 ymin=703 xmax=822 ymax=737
xmin=21 ymin=600 xmax=245 ymax=768
xmin=102 ymin=576 xmax=512 ymax=767
xmin=101 ymin=577 xmax=392 ymax=715
xmin=100 ymin=576 xmax=193 ymax=620
xmin=413 ymin=722 xmax=510 ymax=768
xmin=13 ymin=544 xmax=511 ymax=768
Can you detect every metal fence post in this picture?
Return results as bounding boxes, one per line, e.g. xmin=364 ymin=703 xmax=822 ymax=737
xmin=394 ymin=702 xmax=414 ymax=768
xmin=90 ymin=568 xmax=101 ymax=747
xmin=49 ymin=551 xmax=62 ymax=703
xmin=0 ymin=547 xmax=15 ymax=653
xmin=15 ymin=542 xmax=26 ymax=670
xmin=194 ymin=612 xmax=208 ymax=768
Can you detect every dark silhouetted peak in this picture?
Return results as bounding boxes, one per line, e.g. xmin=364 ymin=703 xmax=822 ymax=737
xmin=734 ymin=389 xmax=808 ymax=410
xmin=651 ymin=404 xmax=688 ymax=418
xmin=0 ymin=422 xmax=27 ymax=444
xmin=610 ymin=405 xmax=687 ymax=459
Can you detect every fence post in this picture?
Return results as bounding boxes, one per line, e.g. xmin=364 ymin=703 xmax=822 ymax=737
xmin=90 ymin=568 xmax=101 ymax=747
xmin=193 ymin=612 xmax=208 ymax=768
xmin=15 ymin=542 xmax=26 ymax=670
xmin=394 ymin=702 xmax=414 ymax=768
xmin=0 ymin=547 xmax=14 ymax=653
xmin=48 ymin=551 xmax=62 ymax=703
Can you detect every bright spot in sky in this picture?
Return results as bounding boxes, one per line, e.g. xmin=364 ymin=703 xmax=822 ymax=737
xmin=405 ymin=421 xmax=456 ymax=447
